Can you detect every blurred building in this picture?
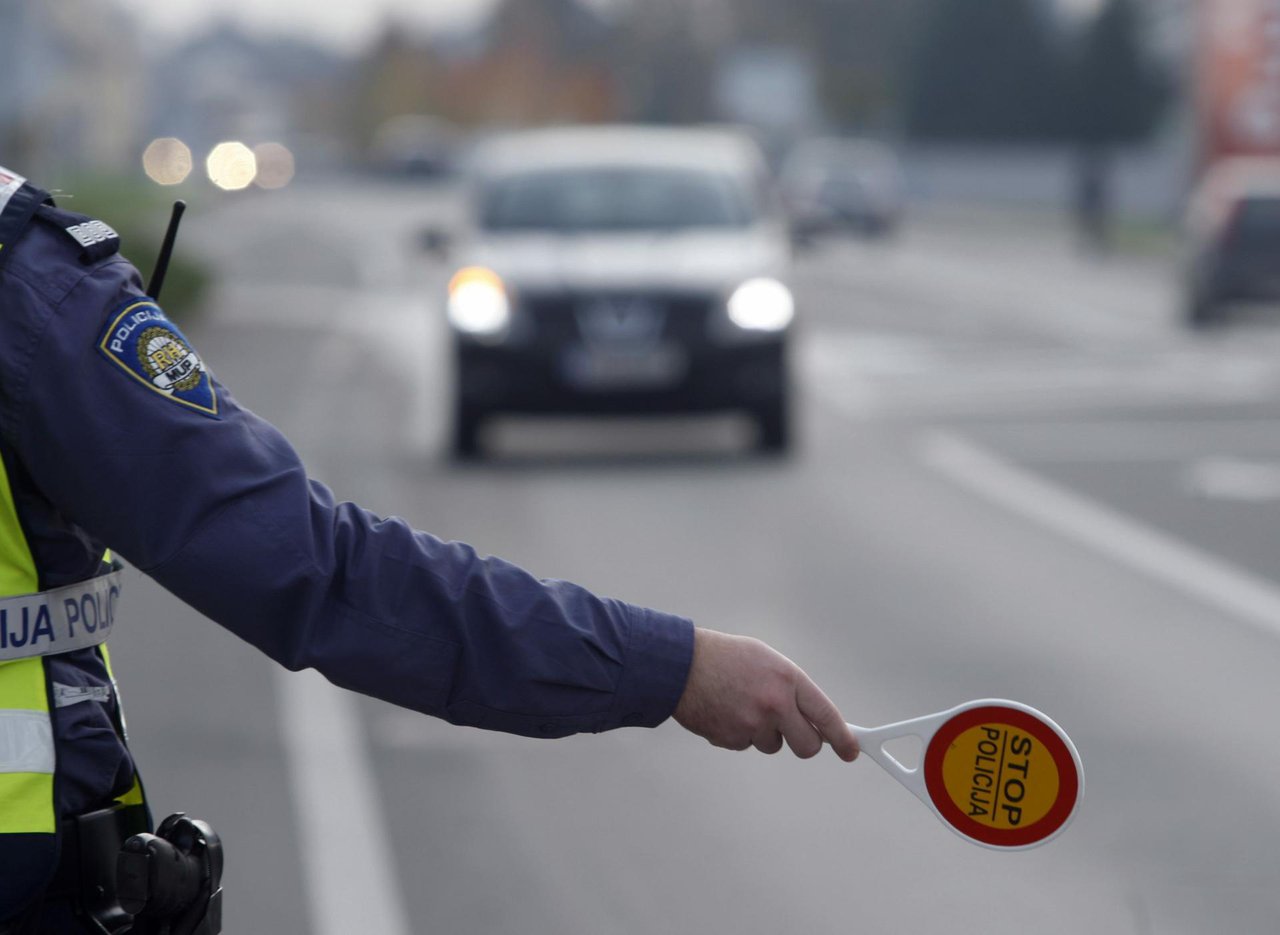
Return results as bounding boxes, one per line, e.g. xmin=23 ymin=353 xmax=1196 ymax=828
xmin=441 ymin=0 xmax=621 ymax=126
xmin=0 ymin=0 xmax=144 ymax=172
xmin=148 ymin=26 xmax=351 ymax=172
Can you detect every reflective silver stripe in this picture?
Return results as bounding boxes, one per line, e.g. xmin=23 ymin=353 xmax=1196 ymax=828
xmin=52 ymin=683 xmax=112 ymax=708
xmin=0 ymin=709 xmax=55 ymax=774
xmin=0 ymin=568 xmax=123 ymax=661
xmin=0 ymin=168 xmax=27 ymax=220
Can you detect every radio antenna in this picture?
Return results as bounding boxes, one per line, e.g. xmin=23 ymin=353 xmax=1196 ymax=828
xmin=147 ymin=200 xmax=186 ymax=301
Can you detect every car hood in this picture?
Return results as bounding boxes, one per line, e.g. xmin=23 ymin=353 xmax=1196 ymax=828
xmin=462 ymin=226 xmax=790 ymax=293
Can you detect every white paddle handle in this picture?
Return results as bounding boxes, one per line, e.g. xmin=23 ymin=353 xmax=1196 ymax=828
xmin=847 ymin=711 xmax=950 ymax=806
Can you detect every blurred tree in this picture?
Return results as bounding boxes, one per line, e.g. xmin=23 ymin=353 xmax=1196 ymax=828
xmin=621 ymin=0 xmax=924 ymax=134
xmin=729 ymin=0 xmax=909 ymax=132
xmin=475 ymin=0 xmax=619 ymax=124
xmin=1063 ymin=0 xmax=1170 ymax=250
xmin=807 ymin=0 xmax=929 ymax=133
xmin=731 ymin=0 xmax=812 ymax=46
xmin=344 ymin=0 xmax=624 ymax=146
xmin=903 ymin=0 xmax=1062 ymax=142
xmin=612 ymin=0 xmax=719 ymax=124
xmin=1065 ymin=0 xmax=1168 ymax=147
xmin=348 ymin=28 xmax=447 ymax=148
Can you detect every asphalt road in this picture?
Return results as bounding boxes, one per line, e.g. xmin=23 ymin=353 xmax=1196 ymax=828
xmin=108 ymin=178 xmax=1280 ymax=934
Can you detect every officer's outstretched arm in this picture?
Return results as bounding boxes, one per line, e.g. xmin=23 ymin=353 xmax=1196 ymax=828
xmin=5 ymin=237 xmax=691 ymax=739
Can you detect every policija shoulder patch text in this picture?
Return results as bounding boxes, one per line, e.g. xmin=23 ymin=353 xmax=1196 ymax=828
xmin=98 ymin=298 xmax=219 ymax=417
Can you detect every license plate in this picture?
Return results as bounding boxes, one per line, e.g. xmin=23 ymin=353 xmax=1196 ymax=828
xmin=561 ymin=345 xmax=687 ymax=390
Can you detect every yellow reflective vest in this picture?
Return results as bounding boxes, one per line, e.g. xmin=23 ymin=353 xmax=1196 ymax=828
xmin=0 ymin=452 xmax=145 ymax=914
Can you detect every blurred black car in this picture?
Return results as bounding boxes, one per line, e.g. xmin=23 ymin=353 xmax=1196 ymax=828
xmin=780 ymin=138 xmax=904 ymax=240
xmin=1184 ymin=158 xmax=1280 ymax=328
xmin=443 ymin=126 xmax=796 ymax=458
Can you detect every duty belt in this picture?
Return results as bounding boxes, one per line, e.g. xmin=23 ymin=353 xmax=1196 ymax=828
xmin=0 ymin=566 xmax=123 ymax=661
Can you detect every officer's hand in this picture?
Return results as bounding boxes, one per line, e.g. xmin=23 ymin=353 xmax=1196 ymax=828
xmin=673 ymin=628 xmax=859 ymax=761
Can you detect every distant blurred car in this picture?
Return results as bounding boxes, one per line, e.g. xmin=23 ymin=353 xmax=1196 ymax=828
xmin=370 ymin=115 xmax=459 ymax=177
xmin=442 ymin=125 xmax=796 ymax=458
xmin=780 ymin=138 xmax=905 ymax=239
xmin=1183 ymin=157 xmax=1280 ymax=328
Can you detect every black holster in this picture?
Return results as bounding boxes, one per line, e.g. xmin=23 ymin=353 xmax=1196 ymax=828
xmin=43 ymin=806 xmax=222 ymax=935
xmin=48 ymin=805 xmax=149 ymax=934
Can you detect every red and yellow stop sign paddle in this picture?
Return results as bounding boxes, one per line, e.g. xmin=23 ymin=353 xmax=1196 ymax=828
xmin=851 ymin=700 xmax=1083 ymax=850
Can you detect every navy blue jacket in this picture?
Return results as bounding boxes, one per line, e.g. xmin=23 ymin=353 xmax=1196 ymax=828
xmin=0 ymin=183 xmax=694 ymax=823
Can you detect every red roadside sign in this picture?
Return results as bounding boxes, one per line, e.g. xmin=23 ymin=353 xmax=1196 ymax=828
xmin=1196 ymin=0 xmax=1280 ymax=168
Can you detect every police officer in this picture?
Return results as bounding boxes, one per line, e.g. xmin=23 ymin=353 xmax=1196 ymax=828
xmin=0 ymin=167 xmax=858 ymax=933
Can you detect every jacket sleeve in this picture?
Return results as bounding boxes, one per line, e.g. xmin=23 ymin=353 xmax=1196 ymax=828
xmin=5 ymin=253 xmax=694 ymax=738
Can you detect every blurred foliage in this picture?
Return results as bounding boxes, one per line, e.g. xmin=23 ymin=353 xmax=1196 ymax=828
xmin=904 ymin=0 xmax=1171 ymax=145
xmin=769 ymin=0 xmax=929 ymax=133
xmin=1066 ymin=0 xmax=1170 ymax=146
xmin=905 ymin=0 xmax=1062 ymax=141
xmin=48 ymin=174 xmax=210 ymax=323
xmin=337 ymin=0 xmax=1171 ymax=146
xmin=353 ymin=0 xmax=624 ymax=139
xmin=1108 ymin=217 xmax=1177 ymax=256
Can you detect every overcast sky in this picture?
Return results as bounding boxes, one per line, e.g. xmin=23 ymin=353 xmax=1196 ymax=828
xmin=115 ymin=0 xmax=498 ymax=52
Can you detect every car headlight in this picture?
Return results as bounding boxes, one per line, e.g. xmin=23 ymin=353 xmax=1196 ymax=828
xmin=727 ymin=278 xmax=794 ymax=332
xmin=447 ymin=266 xmax=511 ymax=336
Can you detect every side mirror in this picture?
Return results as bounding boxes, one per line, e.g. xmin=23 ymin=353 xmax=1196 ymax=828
xmin=418 ymin=226 xmax=452 ymax=257
xmin=789 ymin=219 xmax=817 ymax=252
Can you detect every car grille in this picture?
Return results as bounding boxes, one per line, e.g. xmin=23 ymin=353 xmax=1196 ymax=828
xmin=520 ymin=292 xmax=716 ymax=347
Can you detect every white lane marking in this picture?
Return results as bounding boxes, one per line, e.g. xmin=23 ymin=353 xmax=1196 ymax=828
xmin=927 ymin=420 xmax=1280 ymax=463
xmin=358 ymin=295 xmax=447 ymax=461
xmin=798 ymin=241 xmax=1166 ymax=343
xmin=274 ymin=287 xmax=414 ymax=935
xmin=800 ymin=335 xmax=882 ymax=419
xmin=802 ymin=323 xmax=1280 ymax=421
xmin=1183 ymin=457 xmax=1280 ymax=502
xmin=277 ymin=668 xmax=412 ymax=935
xmin=919 ymin=430 xmax=1280 ymax=639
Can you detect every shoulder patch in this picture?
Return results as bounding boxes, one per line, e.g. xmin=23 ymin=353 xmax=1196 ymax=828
xmin=97 ymin=298 xmax=219 ymax=418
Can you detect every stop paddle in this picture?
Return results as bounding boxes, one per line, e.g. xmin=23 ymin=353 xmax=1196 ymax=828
xmin=849 ymin=699 xmax=1083 ymax=850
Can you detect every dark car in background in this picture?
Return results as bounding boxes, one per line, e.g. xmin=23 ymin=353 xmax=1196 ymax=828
xmin=1184 ymin=157 xmax=1280 ymax=328
xmin=780 ymin=138 xmax=905 ymax=240
xmin=369 ymin=115 xmax=460 ymax=177
xmin=442 ymin=125 xmax=796 ymax=458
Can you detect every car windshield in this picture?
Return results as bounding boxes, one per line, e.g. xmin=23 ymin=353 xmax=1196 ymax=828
xmin=479 ymin=167 xmax=757 ymax=233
